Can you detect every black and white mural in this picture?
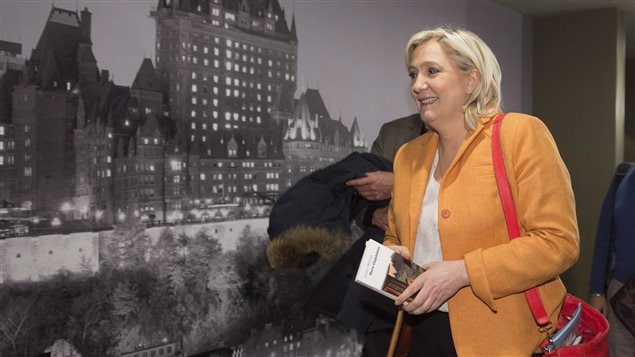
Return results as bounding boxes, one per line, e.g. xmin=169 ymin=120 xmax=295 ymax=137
xmin=0 ymin=1 xmax=524 ymax=355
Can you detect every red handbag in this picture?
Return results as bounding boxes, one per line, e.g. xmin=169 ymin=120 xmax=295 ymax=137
xmin=491 ymin=113 xmax=609 ymax=356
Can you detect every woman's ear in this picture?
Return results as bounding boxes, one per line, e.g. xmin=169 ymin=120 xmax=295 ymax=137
xmin=466 ymin=69 xmax=480 ymax=95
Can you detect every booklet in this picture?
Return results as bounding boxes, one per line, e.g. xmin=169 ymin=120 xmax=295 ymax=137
xmin=354 ymin=239 xmax=425 ymax=302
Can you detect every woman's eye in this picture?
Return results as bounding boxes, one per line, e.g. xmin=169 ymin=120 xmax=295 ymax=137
xmin=428 ymin=68 xmax=440 ymax=75
xmin=408 ymin=71 xmax=417 ymax=80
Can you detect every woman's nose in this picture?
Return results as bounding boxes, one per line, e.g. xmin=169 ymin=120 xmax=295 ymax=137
xmin=412 ymin=76 xmax=428 ymax=92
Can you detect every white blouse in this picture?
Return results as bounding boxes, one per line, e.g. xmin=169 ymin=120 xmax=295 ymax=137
xmin=413 ymin=149 xmax=448 ymax=312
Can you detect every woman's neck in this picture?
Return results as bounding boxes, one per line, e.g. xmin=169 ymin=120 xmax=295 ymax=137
xmin=434 ymin=124 xmax=467 ymax=181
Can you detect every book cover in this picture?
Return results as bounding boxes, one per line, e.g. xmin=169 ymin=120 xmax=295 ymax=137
xmin=354 ymin=239 xmax=425 ymax=302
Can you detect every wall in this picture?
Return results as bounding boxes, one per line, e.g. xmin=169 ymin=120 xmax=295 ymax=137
xmin=1 ymin=231 xmax=100 ymax=283
xmin=626 ymin=57 xmax=635 ymax=161
xmin=0 ymin=218 xmax=268 ymax=284
xmin=532 ymin=8 xmax=626 ymax=297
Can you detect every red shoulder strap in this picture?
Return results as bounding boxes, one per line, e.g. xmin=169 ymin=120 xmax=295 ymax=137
xmin=491 ymin=113 xmax=551 ymax=330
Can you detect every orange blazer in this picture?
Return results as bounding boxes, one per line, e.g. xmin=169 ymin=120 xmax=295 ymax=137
xmin=384 ymin=113 xmax=580 ymax=356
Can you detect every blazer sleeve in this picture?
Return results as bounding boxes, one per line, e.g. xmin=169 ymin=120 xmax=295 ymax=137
xmin=383 ymin=143 xmax=408 ymax=247
xmin=464 ymin=116 xmax=579 ymax=304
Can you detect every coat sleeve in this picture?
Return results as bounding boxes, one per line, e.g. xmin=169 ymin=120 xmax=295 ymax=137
xmin=464 ymin=115 xmax=579 ymax=306
xmin=589 ymin=176 xmax=619 ymax=294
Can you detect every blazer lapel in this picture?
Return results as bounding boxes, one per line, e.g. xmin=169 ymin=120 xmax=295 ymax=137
xmin=444 ymin=115 xmax=495 ymax=179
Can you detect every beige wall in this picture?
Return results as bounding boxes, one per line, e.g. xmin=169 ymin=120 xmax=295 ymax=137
xmin=626 ymin=58 xmax=635 ymax=161
xmin=532 ymin=8 xmax=626 ymax=297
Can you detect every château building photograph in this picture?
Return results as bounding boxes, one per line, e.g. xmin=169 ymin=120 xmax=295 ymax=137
xmin=0 ymin=0 xmax=390 ymax=355
xmin=1 ymin=0 xmax=368 ymax=229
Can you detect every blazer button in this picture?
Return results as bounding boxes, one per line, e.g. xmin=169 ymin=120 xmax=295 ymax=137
xmin=440 ymin=209 xmax=451 ymax=219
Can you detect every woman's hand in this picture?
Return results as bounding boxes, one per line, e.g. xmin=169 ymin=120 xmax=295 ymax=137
xmin=395 ymin=260 xmax=470 ymax=314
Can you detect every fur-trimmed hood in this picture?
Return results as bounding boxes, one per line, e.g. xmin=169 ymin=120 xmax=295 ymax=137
xmin=266 ymin=225 xmax=351 ymax=270
xmin=266 ymin=152 xmax=392 ymax=269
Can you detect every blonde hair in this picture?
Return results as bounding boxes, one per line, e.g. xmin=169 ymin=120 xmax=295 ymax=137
xmin=405 ymin=27 xmax=502 ymax=130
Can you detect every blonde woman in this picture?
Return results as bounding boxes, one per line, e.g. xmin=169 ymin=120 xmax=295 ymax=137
xmin=383 ymin=27 xmax=579 ymax=356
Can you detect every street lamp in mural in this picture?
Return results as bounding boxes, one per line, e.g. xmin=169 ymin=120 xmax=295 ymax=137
xmin=50 ymin=216 xmax=62 ymax=227
xmin=94 ymin=209 xmax=104 ymax=223
xmin=60 ymin=201 xmax=73 ymax=220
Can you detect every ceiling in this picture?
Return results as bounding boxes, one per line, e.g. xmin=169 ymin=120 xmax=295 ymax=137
xmin=493 ymin=0 xmax=635 ymax=57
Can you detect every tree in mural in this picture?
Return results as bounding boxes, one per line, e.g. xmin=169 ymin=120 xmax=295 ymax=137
xmin=112 ymin=279 xmax=141 ymax=325
xmin=0 ymin=288 xmax=38 ymax=357
xmin=1 ymin=271 xmax=120 ymax=357
xmin=104 ymin=214 xmax=150 ymax=269
xmin=66 ymin=275 xmax=116 ymax=356
xmin=232 ymin=225 xmax=271 ymax=312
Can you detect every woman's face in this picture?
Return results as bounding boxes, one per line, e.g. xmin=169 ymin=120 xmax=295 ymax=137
xmin=408 ymin=40 xmax=475 ymax=130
